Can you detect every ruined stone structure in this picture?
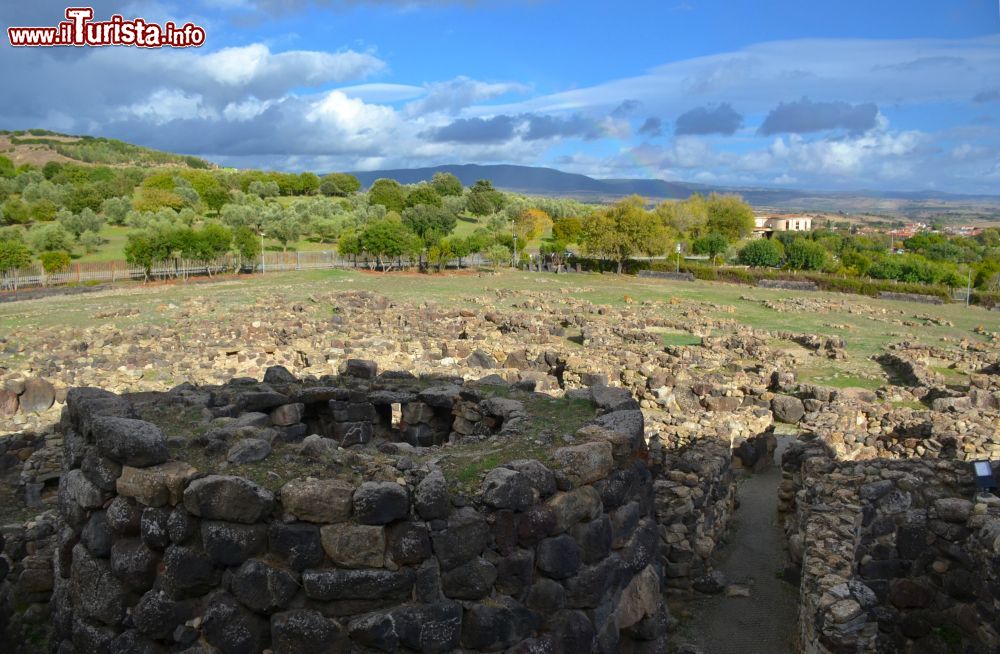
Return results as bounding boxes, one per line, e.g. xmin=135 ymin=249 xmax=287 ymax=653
xmin=3 ymin=366 xmax=674 ymax=653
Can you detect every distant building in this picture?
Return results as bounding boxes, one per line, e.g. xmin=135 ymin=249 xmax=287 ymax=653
xmin=752 ymin=215 xmax=813 ymax=238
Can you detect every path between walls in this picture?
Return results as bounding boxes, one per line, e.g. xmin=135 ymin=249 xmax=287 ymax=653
xmin=673 ymin=439 xmax=799 ymax=654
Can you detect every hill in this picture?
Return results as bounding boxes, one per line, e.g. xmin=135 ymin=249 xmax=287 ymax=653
xmin=0 ymin=130 xmax=214 ymax=169
xmin=350 ymin=163 xmax=1000 ymax=218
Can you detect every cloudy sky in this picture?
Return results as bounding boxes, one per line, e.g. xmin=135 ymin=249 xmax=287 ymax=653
xmin=2 ymin=0 xmax=999 ymax=193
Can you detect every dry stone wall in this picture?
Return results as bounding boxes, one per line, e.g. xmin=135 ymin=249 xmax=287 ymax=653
xmin=8 ymin=369 xmax=673 ymax=654
xmin=782 ymin=439 xmax=1000 ymax=654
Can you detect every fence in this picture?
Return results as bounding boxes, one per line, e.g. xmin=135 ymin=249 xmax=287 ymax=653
xmin=0 ymin=250 xmax=488 ymax=292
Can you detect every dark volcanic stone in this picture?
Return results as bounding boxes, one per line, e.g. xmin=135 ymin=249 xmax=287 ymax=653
xmin=110 ymin=538 xmax=160 ymax=592
xmin=202 ymin=591 xmax=267 ymax=654
xmin=546 ymin=609 xmax=596 ymax=653
xmin=352 ymin=481 xmax=409 ymax=525
xmin=482 ymin=468 xmax=535 ymax=511
xmin=387 ymin=521 xmax=432 ymax=566
xmin=105 ymin=496 xmax=142 ymax=535
xmin=269 ymin=522 xmax=324 ymax=571
xmin=141 ymin=507 xmax=171 ymax=550
xmin=442 ymin=557 xmax=497 ymax=600
xmin=91 ymin=416 xmax=169 ymax=467
xmin=271 ymin=609 xmax=346 ymax=654
xmin=71 ymin=543 xmax=126 ymax=626
xmin=81 ymin=511 xmax=113 ymax=558
xmin=431 ymin=507 xmax=489 ymax=570
xmin=132 ymin=590 xmax=193 ymax=640
xmin=461 ymin=597 xmax=541 ymax=651
xmin=231 ymin=558 xmax=299 ymax=614
xmin=302 ymin=568 xmax=415 ymax=601
xmin=571 ymin=515 xmax=613 ymax=564
xmin=414 ymin=470 xmax=450 ymax=520
xmin=537 ymin=534 xmax=583 ymax=580
xmin=160 ymin=545 xmax=221 ymax=598
xmin=201 ymin=520 xmax=267 ymax=566
xmin=183 ymin=475 xmax=275 ymax=524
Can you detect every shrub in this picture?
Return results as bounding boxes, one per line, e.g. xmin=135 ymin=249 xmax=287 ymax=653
xmin=738 ymin=239 xmax=783 ymax=267
xmin=0 ymin=239 xmax=32 ymax=272
xmin=40 ymin=250 xmax=71 ymax=273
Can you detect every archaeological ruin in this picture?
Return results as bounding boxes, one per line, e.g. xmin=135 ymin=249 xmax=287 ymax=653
xmin=1 ymin=288 xmax=998 ymax=653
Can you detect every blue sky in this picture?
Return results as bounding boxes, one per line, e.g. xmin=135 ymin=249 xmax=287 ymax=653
xmin=1 ymin=0 xmax=999 ymax=193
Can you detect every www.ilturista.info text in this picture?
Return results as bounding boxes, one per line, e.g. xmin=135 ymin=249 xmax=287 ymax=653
xmin=7 ymin=7 xmax=206 ymax=48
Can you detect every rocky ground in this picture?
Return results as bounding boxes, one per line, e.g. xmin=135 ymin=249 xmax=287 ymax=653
xmin=0 ymin=269 xmax=998 ymax=653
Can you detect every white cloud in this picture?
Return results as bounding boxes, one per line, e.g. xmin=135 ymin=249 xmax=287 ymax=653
xmin=405 ymin=76 xmax=529 ymax=116
xmin=119 ymin=89 xmax=218 ymax=124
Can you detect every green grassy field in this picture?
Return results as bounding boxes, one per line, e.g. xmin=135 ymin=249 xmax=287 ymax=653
xmin=3 ymin=268 xmax=995 ymax=365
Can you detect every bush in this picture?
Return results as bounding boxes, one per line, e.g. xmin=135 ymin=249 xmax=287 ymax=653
xmin=0 ymin=239 xmax=32 ymax=272
xmin=40 ymin=250 xmax=71 ymax=273
xmin=738 ymin=239 xmax=783 ymax=267
xmin=785 ymin=238 xmax=828 ymax=270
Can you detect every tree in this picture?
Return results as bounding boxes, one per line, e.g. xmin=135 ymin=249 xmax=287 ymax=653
xmin=64 ymin=183 xmax=105 ymax=213
xmin=785 ymin=238 xmax=828 ymax=270
xmin=405 ymin=184 xmax=442 ymax=208
xmin=360 ymin=217 xmax=414 ymax=271
xmin=132 ymin=187 xmax=185 ymax=213
xmin=0 ymin=156 xmax=16 ymax=179
xmin=692 ymin=233 xmax=729 ymax=265
xmin=298 ymin=172 xmax=320 ymax=196
xmin=580 ymin=196 xmax=667 ymax=273
xmin=58 ymin=208 xmax=104 ymax=241
xmin=124 ymin=232 xmax=157 ymax=280
xmin=29 ymin=223 xmax=72 ymax=253
xmin=195 ymin=223 xmax=233 ymax=262
xmin=552 ymin=215 xmax=583 ymax=244
xmin=737 ymin=239 xmax=783 ymax=267
xmin=368 ymin=178 xmax=408 ymax=212
xmin=512 ymin=209 xmax=552 ymax=243
xmin=248 ymin=180 xmax=280 ymax=198
xmin=100 ymin=196 xmax=131 ymax=225
xmin=427 ymin=237 xmax=454 ymax=272
xmin=338 ymin=230 xmax=362 ymax=267
xmin=320 ymin=173 xmax=360 ymax=197
xmin=80 ymin=231 xmax=101 ymax=254
xmin=233 ymin=226 xmax=261 ymax=269
xmin=485 ymin=243 xmax=511 ymax=269
xmin=705 ymin=194 xmax=754 ymax=240
xmin=1 ymin=198 xmax=29 ymax=225
xmin=0 ymin=239 xmax=32 ymax=272
xmin=402 ymin=205 xmax=457 ymax=242
xmin=467 ymin=179 xmax=505 ymax=216
xmin=431 ymin=172 xmax=463 ymax=197
xmin=450 ymin=236 xmax=473 ymax=268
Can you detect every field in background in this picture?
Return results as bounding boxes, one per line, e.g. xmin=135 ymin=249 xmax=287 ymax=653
xmin=2 ymin=269 xmax=996 ymax=391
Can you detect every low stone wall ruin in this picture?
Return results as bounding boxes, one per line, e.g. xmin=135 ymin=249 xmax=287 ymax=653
xmin=3 ymin=367 xmax=676 ymax=654
xmin=782 ymin=439 xmax=1000 ymax=654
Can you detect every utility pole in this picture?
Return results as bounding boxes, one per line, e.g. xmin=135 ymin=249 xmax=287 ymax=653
xmin=966 ymin=269 xmax=972 ymax=307
xmin=261 ymin=231 xmax=266 ymax=274
xmin=511 ymin=217 xmax=518 ymax=269
xmin=675 ymin=242 xmax=681 ymax=273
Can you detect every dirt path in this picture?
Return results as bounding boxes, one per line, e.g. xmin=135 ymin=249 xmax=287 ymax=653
xmin=674 ymin=445 xmax=799 ymax=653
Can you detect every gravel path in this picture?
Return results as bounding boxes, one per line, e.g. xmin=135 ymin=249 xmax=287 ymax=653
xmin=675 ymin=447 xmax=799 ymax=653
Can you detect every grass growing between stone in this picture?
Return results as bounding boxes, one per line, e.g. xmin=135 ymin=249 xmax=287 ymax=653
xmin=437 ymin=391 xmax=596 ymax=495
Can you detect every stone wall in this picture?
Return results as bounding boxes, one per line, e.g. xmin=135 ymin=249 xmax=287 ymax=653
xmin=0 ymin=511 xmax=61 ymax=653
xmin=758 ymin=279 xmax=819 ymax=291
xmin=30 ymin=372 xmax=669 ymax=654
xmin=781 ymin=439 xmax=1000 ymax=654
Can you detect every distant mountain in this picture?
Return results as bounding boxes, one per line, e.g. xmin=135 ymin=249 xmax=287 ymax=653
xmin=349 ymin=163 xmax=1000 ymax=211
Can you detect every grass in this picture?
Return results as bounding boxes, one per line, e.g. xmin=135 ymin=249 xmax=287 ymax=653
xmin=660 ymin=331 xmax=704 ymax=347
xmin=2 ymin=269 xmax=997 ymax=385
xmin=437 ymin=389 xmax=596 ymax=493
